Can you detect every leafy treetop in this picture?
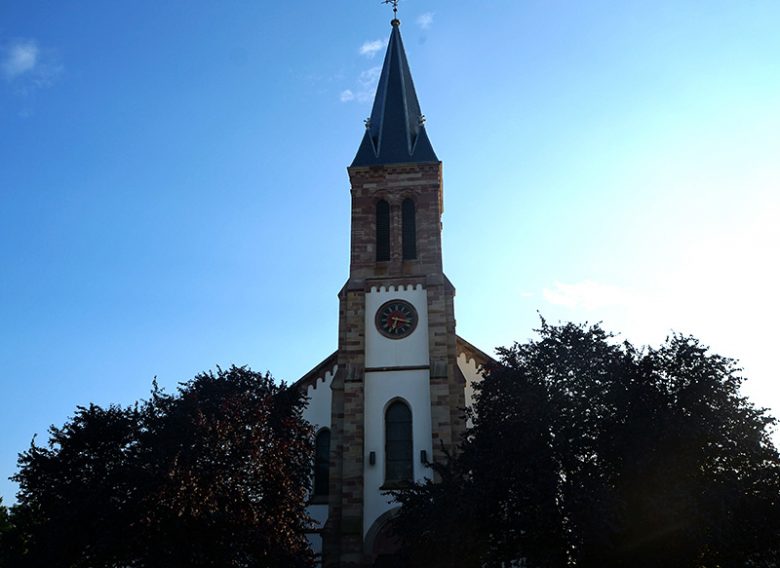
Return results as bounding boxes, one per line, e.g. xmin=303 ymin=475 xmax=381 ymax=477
xmin=392 ymin=321 xmax=780 ymax=568
xmin=3 ymin=366 xmax=315 ymax=568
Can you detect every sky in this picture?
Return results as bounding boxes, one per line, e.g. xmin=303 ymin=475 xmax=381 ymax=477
xmin=1 ymin=1 xmax=779 ymax=504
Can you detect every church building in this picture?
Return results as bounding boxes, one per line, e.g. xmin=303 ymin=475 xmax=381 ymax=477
xmin=296 ymin=16 xmax=492 ymax=567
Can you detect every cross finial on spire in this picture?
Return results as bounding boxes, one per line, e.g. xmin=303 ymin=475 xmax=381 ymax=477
xmin=382 ymin=0 xmax=399 ymax=21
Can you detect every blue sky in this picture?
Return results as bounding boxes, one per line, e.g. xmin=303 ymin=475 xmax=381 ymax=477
xmin=2 ymin=1 xmax=779 ymax=503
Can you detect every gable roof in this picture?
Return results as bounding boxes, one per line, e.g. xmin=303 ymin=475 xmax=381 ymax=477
xmin=292 ymin=350 xmax=337 ymax=392
xmin=456 ymin=335 xmax=496 ymax=368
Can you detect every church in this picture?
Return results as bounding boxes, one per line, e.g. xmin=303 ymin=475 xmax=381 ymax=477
xmin=295 ymin=16 xmax=492 ymax=567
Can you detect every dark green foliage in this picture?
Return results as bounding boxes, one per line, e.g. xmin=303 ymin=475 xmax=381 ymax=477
xmin=392 ymin=321 xmax=780 ymax=568
xmin=0 ymin=498 xmax=21 ymax=566
xmin=3 ymin=366 xmax=314 ymax=568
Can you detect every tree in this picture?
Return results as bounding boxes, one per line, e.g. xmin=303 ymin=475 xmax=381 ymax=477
xmin=6 ymin=366 xmax=315 ymax=568
xmin=0 ymin=498 xmax=22 ymax=567
xmin=392 ymin=321 xmax=780 ymax=568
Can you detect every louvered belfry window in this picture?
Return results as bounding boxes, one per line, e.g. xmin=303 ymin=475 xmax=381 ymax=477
xmin=385 ymin=401 xmax=413 ymax=483
xmin=401 ymin=198 xmax=417 ymax=260
xmin=313 ymin=428 xmax=330 ymax=496
xmin=376 ymin=200 xmax=390 ymax=261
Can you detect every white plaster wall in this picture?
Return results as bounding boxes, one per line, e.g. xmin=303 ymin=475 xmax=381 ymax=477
xmin=458 ymin=353 xmax=483 ymax=411
xmin=363 ymin=285 xmax=432 ymax=536
xmin=364 ymin=284 xmax=429 ymax=368
xmin=302 ymin=365 xmax=336 ymax=561
xmin=302 ymin=365 xmax=336 ymax=431
xmin=363 ymin=368 xmax=433 ymax=538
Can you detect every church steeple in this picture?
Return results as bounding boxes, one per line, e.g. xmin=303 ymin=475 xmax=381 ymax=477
xmin=295 ymin=12 xmax=476 ymax=567
xmin=351 ymin=19 xmax=438 ymax=167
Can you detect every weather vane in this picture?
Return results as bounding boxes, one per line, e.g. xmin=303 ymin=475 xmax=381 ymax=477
xmin=382 ymin=0 xmax=399 ymax=20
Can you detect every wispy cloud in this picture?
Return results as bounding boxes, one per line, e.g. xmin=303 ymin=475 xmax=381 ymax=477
xmin=2 ymin=40 xmax=38 ymax=79
xmin=2 ymin=39 xmax=62 ymax=94
xmin=417 ymin=12 xmax=434 ymax=30
xmin=358 ymin=66 xmax=381 ymax=88
xmin=543 ymin=280 xmax=636 ymax=310
xmin=340 ymin=65 xmax=382 ymax=104
xmin=359 ymin=39 xmax=385 ymax=58
xmin=338 ymin=36 xmax=386 ymax=104
xmin=356 ymin=66 xmax=381 ymax=102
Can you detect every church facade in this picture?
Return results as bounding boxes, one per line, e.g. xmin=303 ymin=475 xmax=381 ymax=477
xmin=296 ymin=18 xmax=491 ymax=567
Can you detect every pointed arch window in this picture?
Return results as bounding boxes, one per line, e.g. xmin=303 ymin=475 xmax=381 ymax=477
xmin=314 ymin=428 xmax=330 ymax=496
xmin=376 ymin=200 xmax=390 ymax=261
xmin=402 ymin=198 xmax=416 ymax=260
xmin=385 ymin=401 xmax=413 ymax=484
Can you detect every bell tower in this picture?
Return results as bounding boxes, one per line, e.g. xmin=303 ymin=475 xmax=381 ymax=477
xmin=325 ymin=17 xmax=465 ymax=567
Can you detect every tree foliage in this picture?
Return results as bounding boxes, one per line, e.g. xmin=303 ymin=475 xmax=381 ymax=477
xmin=392 ymin=321 xmax=780 ymax=567
xmin=2 ymin=366 xmax=314 ymax=568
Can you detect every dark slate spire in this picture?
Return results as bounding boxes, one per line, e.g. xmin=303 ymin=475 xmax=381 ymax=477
xmin=351 ymin=19 xmax=438 ymax=167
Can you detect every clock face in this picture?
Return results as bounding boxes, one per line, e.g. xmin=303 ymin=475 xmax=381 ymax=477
xmin=375 ymin=299 xmax=419 ymax=339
